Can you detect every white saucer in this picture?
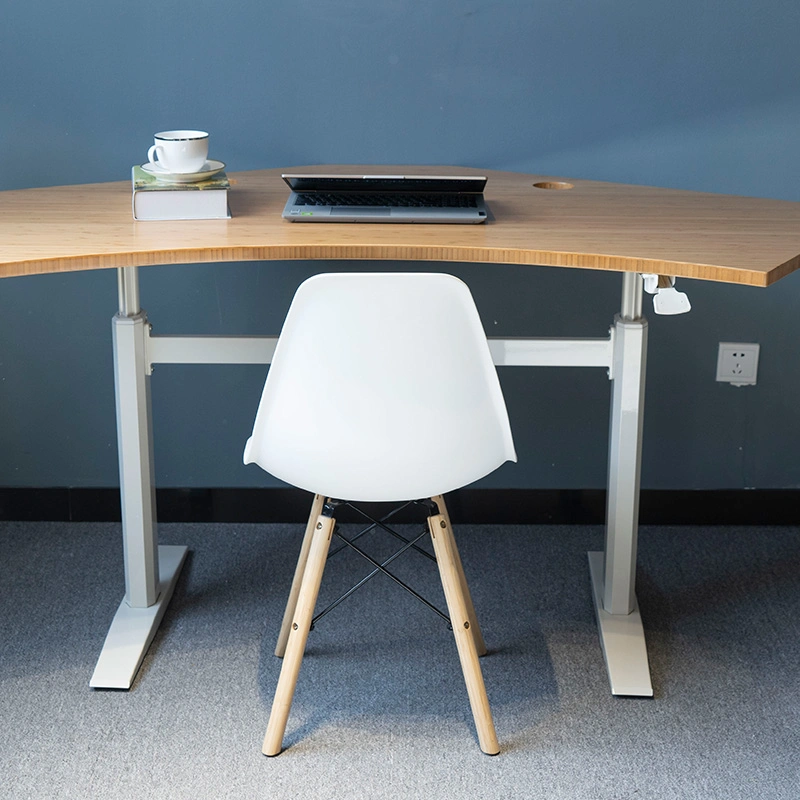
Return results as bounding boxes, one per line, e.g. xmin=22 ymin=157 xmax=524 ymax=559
xmin=141 ymin=159 xmax=226 ymax=183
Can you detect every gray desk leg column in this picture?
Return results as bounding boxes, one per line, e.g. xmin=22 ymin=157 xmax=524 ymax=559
xmin=588 ymin=272 xmax=653 ymax=696
xmin=89 ymin=267 xmax=188 ymax=689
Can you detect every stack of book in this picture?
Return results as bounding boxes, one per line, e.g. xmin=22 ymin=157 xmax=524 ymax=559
xmin=131 ymin=165 xmax=231 ymax=221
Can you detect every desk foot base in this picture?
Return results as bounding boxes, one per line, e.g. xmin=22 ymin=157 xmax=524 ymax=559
xmin=588 ymin=551 xmax=653 ymax=697
xmin=89 ymin=544 xmax=189 ymax=689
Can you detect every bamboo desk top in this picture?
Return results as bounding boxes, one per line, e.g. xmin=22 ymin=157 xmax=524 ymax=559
xmin=2 ymin=166 xmax=800 ymax=287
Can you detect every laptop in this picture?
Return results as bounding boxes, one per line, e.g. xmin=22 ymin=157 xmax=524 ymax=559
xmin=281 ymin=173 xmax=488 ymax=223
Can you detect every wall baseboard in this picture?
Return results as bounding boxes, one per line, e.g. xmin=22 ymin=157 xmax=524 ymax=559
xmin=1 ymin=487 xmax=799 ymax=525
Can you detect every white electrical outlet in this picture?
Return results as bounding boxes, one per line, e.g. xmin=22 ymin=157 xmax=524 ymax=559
xmin=716 ymin=343 xmax=760 ymax=386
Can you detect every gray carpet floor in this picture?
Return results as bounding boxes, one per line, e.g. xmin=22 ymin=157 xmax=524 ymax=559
xmin=1 ymin=518 xmax=799 ymax=799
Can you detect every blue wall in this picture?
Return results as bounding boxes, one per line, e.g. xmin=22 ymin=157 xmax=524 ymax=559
xmin=2 ymin=1 xmax=800 ymax=491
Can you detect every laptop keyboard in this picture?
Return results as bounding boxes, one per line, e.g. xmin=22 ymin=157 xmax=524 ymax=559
xmin=294 ymin=192 xmax=479 ymax=208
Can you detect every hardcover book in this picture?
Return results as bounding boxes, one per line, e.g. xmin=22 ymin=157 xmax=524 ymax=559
xmin=131 ymin=166 xmax=231 ymax=221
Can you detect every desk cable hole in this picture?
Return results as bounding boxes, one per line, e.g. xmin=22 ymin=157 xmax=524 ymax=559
xmin=532 ymin=181 xmax=574 ymax=190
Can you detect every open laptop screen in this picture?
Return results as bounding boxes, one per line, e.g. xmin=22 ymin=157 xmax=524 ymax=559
xmin=282 ymin=174 xmax=487 ymax=194
xmin=281 ymin=173 xmax=489 ymax=223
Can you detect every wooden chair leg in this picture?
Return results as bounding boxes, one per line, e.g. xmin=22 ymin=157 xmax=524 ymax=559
xmin=275 ymin=493 xmax=325 ymax=657
xmin=427 ymin=512 xmax=499 ymax=756
xmin=431 ymin=494 xmax=487 ymax=656
xmin=263 ymin=511 xmax=335 ymax=756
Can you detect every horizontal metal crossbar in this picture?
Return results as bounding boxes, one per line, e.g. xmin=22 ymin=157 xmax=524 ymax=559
xmin=145 ymin=332 xmax=614 ymax=372
xmin=146 ymin=334 xmax=278 ymax=371
xmin=487 ymin=335 xmax=613 ymax=369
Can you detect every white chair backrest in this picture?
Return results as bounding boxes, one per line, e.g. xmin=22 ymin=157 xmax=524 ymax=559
xmin=244 ymin=273 xmax=516 ymax=501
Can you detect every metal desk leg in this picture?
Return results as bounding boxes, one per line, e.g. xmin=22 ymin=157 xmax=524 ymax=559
xmin=588 ymin=272 xmax=653 ymax=696
xmin=89 ymin=267 xmax=188 ymax=689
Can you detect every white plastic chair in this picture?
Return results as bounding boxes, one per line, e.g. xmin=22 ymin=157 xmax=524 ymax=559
xmin=244 ymin=272 xmax=516 ymax=756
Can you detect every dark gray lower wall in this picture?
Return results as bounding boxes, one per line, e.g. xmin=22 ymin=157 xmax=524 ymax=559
xmin=3 ymin=487 xmax=800 ymax=526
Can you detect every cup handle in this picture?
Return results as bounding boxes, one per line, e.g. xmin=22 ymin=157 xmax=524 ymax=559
xmin=147 ymin=144 xmax=164 ymax=168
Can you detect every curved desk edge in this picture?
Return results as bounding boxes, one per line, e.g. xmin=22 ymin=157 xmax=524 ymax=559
xmin=2 ymin=168 xmax=800 ymax=287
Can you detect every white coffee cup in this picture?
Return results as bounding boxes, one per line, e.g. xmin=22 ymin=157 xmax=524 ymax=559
xmin=147 ymin=130 xmax=209 ymax=174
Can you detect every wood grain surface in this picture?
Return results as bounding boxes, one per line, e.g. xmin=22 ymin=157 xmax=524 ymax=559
xmin=2 ymin=166 xmax=800 ymax=286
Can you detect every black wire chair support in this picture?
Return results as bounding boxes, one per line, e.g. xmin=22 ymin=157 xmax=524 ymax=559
xmin=310 ymin=500 xmax=451 ymax=630
xmin=326 ymin=500 xmax=438 ymax=564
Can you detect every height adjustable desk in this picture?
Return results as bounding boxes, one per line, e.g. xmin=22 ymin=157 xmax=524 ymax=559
xmin=2 ymin=166 xmax=800 ymax=696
